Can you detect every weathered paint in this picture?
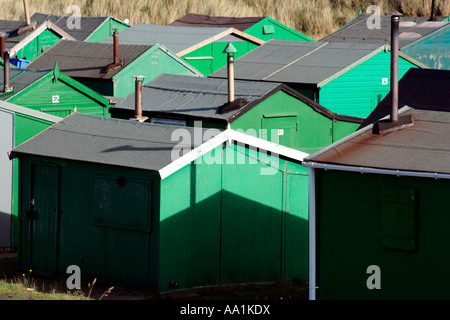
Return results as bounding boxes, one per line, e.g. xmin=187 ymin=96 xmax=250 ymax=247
xmin=182 ymin=40 xmax=259 ymax=76
xmin=402 ymin=25 xmax=450 ymax=70
xmin=319 ymin=49 xmax=420 ymax=118
xmin=314 ymin=169 xmax=450 ymax=300
xmin=244 ymin=17 xmax=314 ymax=42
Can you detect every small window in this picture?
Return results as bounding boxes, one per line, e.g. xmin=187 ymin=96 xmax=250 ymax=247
xmin=380 ymin=186 xmax=418 ymax=252
xmin=151 ymin=118 xmax=186 ymax=126
xmin=263 ymin=25 xmax=275 ymax=34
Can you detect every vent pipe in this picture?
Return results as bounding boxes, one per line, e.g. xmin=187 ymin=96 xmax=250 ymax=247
xmin=113 ymin=28 xmax=120 ymax=65
xmin=3 ymin=50 xmax=12 ymax=93
xmin=0 ymin=32 xmax=5 ymax=60
xmin=23 ymin=0 xmax=31 ymax=26
xmin=131 ymin=75 xmax=148 ymax=122
xmin=389 ymin=11 xmax=402 ymax=123
xmin=223 ymin=42 xmax=238 ymax=103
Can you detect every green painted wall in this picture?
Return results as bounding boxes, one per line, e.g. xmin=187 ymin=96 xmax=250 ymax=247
xmin=244 ymin=17 xmax=315 ymax=42
xmin=17 ymin=156 xmax=160 ymax=290
xmin=182 ymin=40 xmax=259 ymax=76
xmin=315 ymin=169 xmax=450 ymax=300
xmin=13 ymin=29 xmax=61 ymax=63
xmin=113 ymin=46 xmax=203 ymax=97
xmin=159 ymin=143 xmax=308 ymax=291
xmin=86 ymin=18 xmax=130 ymax=43
xmin=319 ymin=50 xmax=420 ymax=118
xmin=230 ymin=90 xmax=360 ymax=153
xmin=5 ymin=72 xmax=110 ymax=117
xmin=17 ymin=138 xmax=309 ymax=292
xmin=11 ymin=114 xmax=57 ymax=247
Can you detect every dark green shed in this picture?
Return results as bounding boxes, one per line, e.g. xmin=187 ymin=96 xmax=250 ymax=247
xmin=303 ymin=107 xmax=450 ymax=300
xmin=10 ymin=112 xmax=309 ymax=292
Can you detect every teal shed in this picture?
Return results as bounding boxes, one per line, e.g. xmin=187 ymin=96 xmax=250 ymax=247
xmin=209 ymin=40 xmax=428 ymax=118
xmin=0 ymin=100 xmax=61 ymax=249
xmin=100 ymin=24 xmax=265 ymax=76
xmin=10 ymin=112 xmax=309 ymax=292
xmin=110 ymin=74 xmax=364 ymax=154
xmin=303 ymin=107 xmax=450 ymax=300
xmin=1 ymin=63 xmax=110 ymax=117
xmin=25 ymin=40 xmax=204 ymax=98
xmin=169 ymin=13 xmax=315 ymax=42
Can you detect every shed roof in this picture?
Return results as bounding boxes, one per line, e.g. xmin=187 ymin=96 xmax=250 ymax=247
xmin=30 ymin=13 xmax=129 ymax=41
xmin=359 ymin=68 xmax=450 ymax=129
xmin=100 ymin=24 xmax=264 ymax=56
xmin=0 ymin=68 xmax=49 ymax=100
xmin=209 ymin=40 xmax=387 ymax=86
xmin=9 ymin=112 xmax=308 ymax=178
xmin=303 ymin=107 xmax=450 ymax=175
xmin=0 ymin=99 xmax=62 ymax=123
xmin=25 ymin=40 xmax=152 ymax=79
xmin=320 ymin=14 xmax=449 ymax=48
xmin=169 ymin=13 xmax=265 ymax=31
xmin=0 ymin=19 xmax=76 ymax=57
xmin=111 ymin=73 xmax=363 ymax=124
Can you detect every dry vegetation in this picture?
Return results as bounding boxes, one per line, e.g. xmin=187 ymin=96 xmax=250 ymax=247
xmin=0 ymin=0 xmax=449 ymax=39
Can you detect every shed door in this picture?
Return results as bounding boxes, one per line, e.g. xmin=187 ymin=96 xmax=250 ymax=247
xmin=29 ymin=163 xmax=59 ymax=274
xmin=262 ymin=115 xmax=297 ymax=148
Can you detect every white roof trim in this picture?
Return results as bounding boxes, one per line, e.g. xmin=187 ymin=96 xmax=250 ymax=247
xmin=158 ymin=129 xmax=309 ymax=179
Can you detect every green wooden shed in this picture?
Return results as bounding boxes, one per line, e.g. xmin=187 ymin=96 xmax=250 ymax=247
xmin=25 ymin=40 xmax=204 ymax=98
xmin=0 ymin=63 xmax=110 ymax=117
xmin=100 ymin=24 xmax=265 ymax=76
xmin=209 ymin=40 xmax=428 ymax=118
xmin=0 ymin=19 xmax=76 ymax=65
xmin=0 ymin=100 xmax=61 ymax=249
xmin=303 ymin=107 xmax=450 ymax=300
xmin=110 ymin=73 xmax=364 ymax=154
xmin=30 ymin=12 xmax=130 ymax=42
xmin=169 ymin=13 xmax=315 ymax=42
xmin=10 ymin=112 xmax=309 ymax=292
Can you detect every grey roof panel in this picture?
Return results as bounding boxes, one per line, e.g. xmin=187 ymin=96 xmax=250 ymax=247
xmin=112 ymin=74 xmax=280 ymax=120
xmin=30 ymin=12 xmax=110 ymax=41
xmin=10 ymin=112 xmax=221 ymax=172
xmin=25 ymin=40 xmax=151 ymax=79
xmin=209 ymin=40 xmax=382 ymax=85
xmin=100 ymin=24 xmax=237 ymax=54
xmin=321 ymin=14 xmax=449 ymax=48
xmin=305 ymin=108 xmax=450 ymax=174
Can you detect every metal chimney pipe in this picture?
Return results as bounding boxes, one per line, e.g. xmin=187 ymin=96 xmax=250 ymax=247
xmin=3 ymin=50 xmax=12 ymax=93
xmin=23 ymin=0 xmax=31 ymax=26
xmin=133 ymin=75 xmax=146 ymax=120
xmin=0 ymin=32 xmax=5 ymax=60
xmin=389 ymin=12 xmax=402 ymax=123
xmin=227 ymin=54 xmax=235 ymax=103
xmin=113 ymin=28 xmax=119 ymax=65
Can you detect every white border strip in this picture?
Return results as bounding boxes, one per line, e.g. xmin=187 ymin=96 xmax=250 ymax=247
xmin=158 ymin=129 xmax=309 ymax=180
